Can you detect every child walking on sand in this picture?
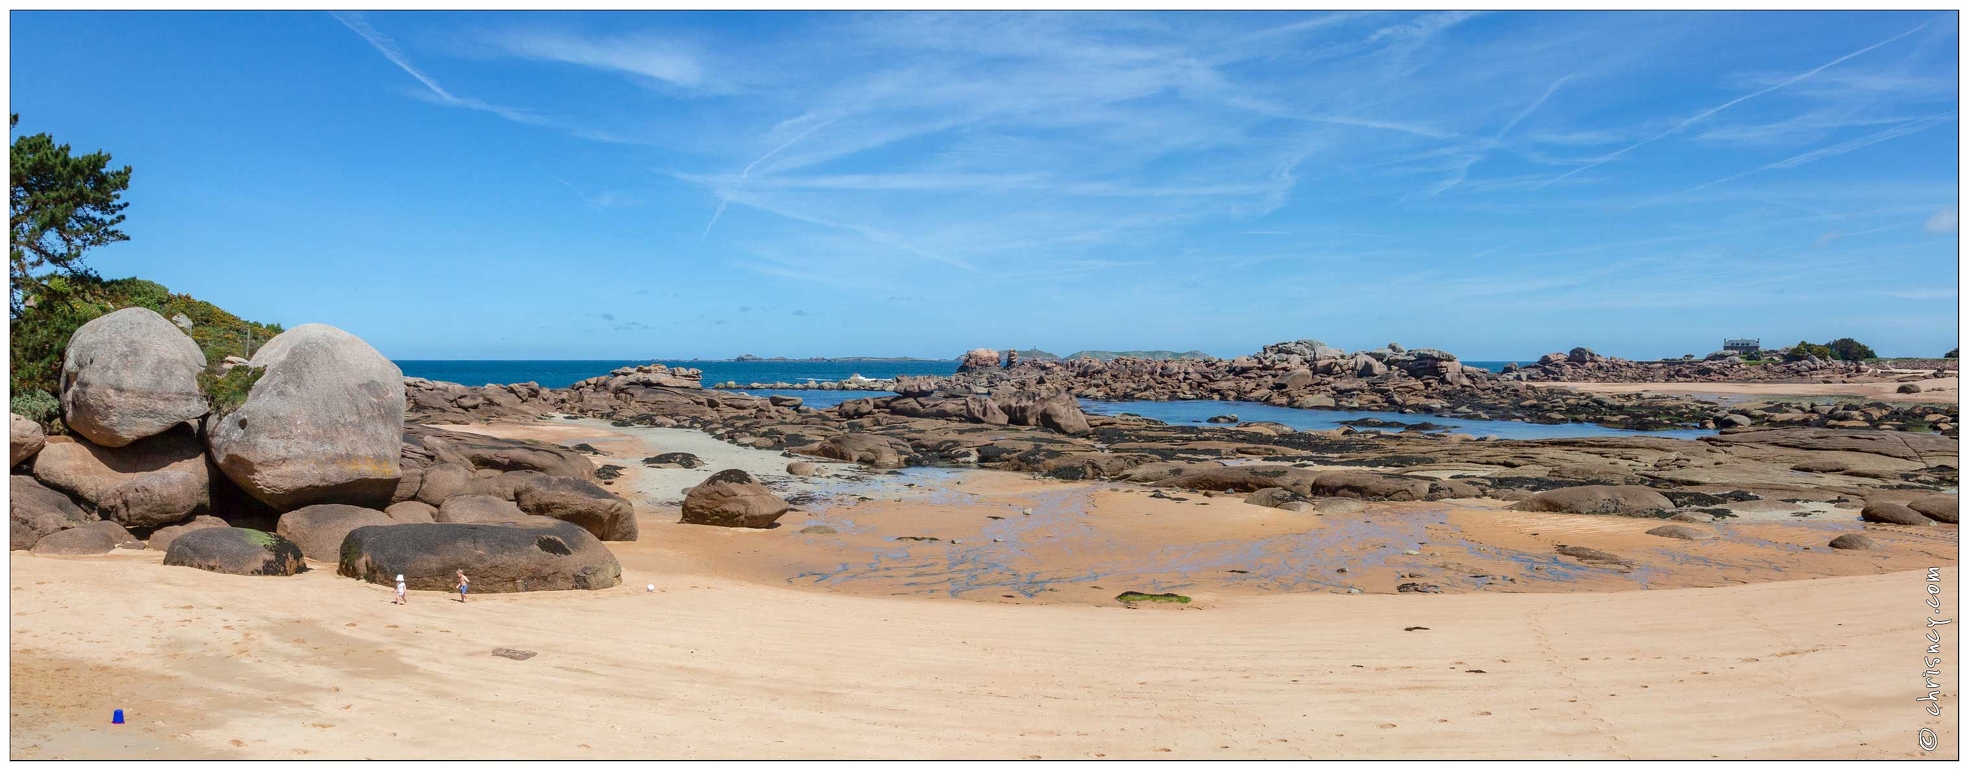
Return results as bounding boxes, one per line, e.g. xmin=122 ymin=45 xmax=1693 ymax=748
xmin=456 ymin=570 xmax=470 ymax=603
xmin=394 ymin=574 xmax=407 ymax=605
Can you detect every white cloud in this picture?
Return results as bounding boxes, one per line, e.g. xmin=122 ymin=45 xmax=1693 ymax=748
xmin=485 ymin=29 xmax=704 ymax=89
xmin=1926 ymin=206 xmax=1958 ymax=234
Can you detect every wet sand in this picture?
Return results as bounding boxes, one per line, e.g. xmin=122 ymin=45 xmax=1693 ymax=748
xmin=10 ymin=418 xmax=1960 ymax=759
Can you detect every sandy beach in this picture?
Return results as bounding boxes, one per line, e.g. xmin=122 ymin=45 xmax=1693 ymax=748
xmin=1535 ymin=377 xmax=1960 ymax=404
xmin=11 ymin=418 xmax=1959 ymax=759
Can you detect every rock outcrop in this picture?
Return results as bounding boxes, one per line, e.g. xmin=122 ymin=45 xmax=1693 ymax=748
xmin=680 ymin=469 xmax=789 ymax=528
xmin=276 ymin=504 xmax=395 ymax=561
xmin=10 ymin=475 xmax=95 ymax=551
xmin=29 ymin=425 xmax=212 ymax=528
xmin=58 ymin=307 xmax=209 ymax=447
xmin=206 ymin=324 xmax=405 ymax=509
xmin=337 ymin=520 xmax=622 ymax=592
xmin=513 ymin=475 xmax=637 ymax=541
xmin=11 ymin=413 xmax=46 ymax=467
xmin=163 ymin=527 xmax=307 ymax=576
xmin=1513 ymin=485 xmax=1674 ymax=516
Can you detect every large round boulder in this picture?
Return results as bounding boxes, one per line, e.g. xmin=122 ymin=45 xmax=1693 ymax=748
xmin=163 ymin=527 xmax=307 ymax=576
xmin=146 ymin=515 xmax=228 ymax=552
xmin=514 ymin=475 xmax=637 ymax=541
xmin=412 ymin=463 xmax=476 ymax=506
xmin=275 ymin=504 xmax=395 ymax=561
xmin=336 ymin=521 xmax=621 ymax=592
xmin=11 ymin=413 xmax=46 ymax=467
xmin=1512 ymin=485 xmax=1674 ymax=516
xmin=29 ymin=425 xmax=212 ymax=528
xmin=680 ymin=469 xmax=789 ymax=528
xmin=10 ymin=475 xmax=95 ymax=551
xmin=206 ymin=324 xmax=405 ymax=510
xmin=58 ymin=307 xmax=210 ymax=447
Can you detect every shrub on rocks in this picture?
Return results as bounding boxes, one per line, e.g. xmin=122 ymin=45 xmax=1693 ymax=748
xmin=337 ymin=520 xmax=621 ymax=592
xmin=163 ymin=527 xmax=306 ymax=576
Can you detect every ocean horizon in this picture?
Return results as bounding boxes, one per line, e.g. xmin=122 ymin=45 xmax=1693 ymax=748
xmin=394 ymin=358 xmax=1531 ymax=389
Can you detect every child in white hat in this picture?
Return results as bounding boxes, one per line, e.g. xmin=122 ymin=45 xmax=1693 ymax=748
xmin=395 ymin=574 xmax=407 ymax=605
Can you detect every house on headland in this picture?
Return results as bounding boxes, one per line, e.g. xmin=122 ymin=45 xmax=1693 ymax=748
xmin=1722 ymin=338 xmax=1760 ymax=355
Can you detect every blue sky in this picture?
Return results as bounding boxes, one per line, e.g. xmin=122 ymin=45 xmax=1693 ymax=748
xmin=10 ymin=10 xmax=1960 ymax=360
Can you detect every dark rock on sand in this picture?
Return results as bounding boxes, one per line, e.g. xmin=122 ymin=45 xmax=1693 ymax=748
xmin=1243 ymin=487 xmax=1306 ymax=509
xmin=276 ymin=504 xmax=396 ymax=561
xmin=1828 ymin=533 xmax=1879 ymax=550
xmin=337 ymin=520 xmax=622 ymax=592
xmin=1514 ymin=485 xmax=1673 ymax=516
xmin=163 ymin=528 xmax=307 ymax=576
xmin=681 ymin=469 xmax=789 ymax=528
xmin=642 ymin=452 xmax=705 ymax=469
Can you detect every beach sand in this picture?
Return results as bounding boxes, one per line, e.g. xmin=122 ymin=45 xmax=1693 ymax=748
xmin=1535 ymin=377 xmax=1959 ymax=404
xmin=11 ymin=418 xmax=1960 ymax=759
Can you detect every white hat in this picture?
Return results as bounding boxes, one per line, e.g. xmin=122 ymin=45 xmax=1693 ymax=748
xmin=396 ymin=574 xmax=405 ymax=581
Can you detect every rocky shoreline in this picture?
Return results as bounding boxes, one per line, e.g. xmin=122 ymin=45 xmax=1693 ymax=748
xmin=15 ymin=325 xmax=1960 ymax=596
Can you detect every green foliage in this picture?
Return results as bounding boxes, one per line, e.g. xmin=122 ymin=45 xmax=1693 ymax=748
xmin=1783 ymin=338 xmax=1880 ymax=362
xmin=1947 ymin=348 xmax=1959 ymax=359
xmin=9 ymin=273 xmax=282 ymax=397
xmin=1824 ymin=338 xmax=1877 ymax=361
xmin=10 ymin=389 xmax=58 ymax=423
xmin=198 ymin=365 xmax=264 ymax=418
xmin=10 ymin=114 xmax=132 ymax=318
xmin=1115 ymin=591 xmax=1191 ymax=605
xmin=1783 ymin=341 xmax=1834 ymax=362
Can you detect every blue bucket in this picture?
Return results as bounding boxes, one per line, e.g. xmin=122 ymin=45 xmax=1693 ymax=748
xmin=112 ymin=709 xmax=124 ymax=724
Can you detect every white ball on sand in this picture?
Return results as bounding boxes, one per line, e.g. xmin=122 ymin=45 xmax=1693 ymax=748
xmin=646 ymin=584 xmax=655 ymax=592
